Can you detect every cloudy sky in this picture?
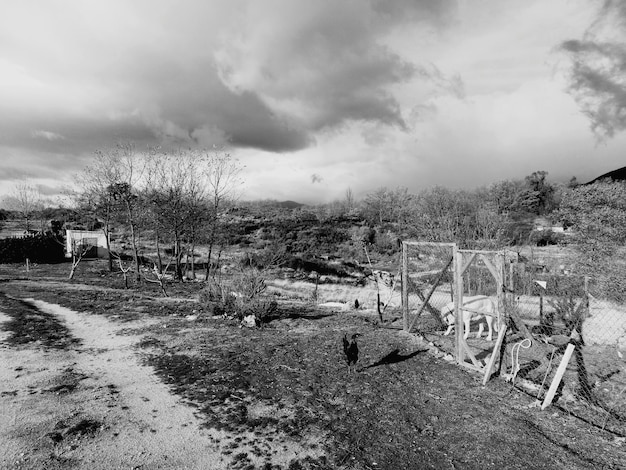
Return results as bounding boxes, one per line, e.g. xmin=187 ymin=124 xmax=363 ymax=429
xmin=2 ymin=0 xmax=626 ymax=205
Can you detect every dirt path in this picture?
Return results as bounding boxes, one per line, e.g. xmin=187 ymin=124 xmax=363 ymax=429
xmin=1 ymin=300 xmax=245 ymax=469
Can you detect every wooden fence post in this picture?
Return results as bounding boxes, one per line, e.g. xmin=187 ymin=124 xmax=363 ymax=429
xmin=402 ymin=242 xmax=409 ymax=332
xmin=454 ymin=246 xmax=463 ymax=364
xmin=541 ymin=343 xmax=575 ymax=410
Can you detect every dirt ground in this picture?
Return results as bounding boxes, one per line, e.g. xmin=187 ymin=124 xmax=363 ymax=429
xmin=1 ymin=262 xmax=626 ymax=469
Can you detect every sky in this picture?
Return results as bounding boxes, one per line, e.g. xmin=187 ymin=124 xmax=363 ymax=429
xmin=2 ymin=0 xmax=626 ymax=206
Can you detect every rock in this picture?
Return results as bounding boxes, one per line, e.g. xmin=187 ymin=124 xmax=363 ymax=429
xmin=241 ymin=315 xmax=257 ymax=328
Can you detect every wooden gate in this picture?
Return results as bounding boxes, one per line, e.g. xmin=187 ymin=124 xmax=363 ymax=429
xmin=401 ymin=242 xmax=510 ymax=384
xmin=454 ymin=250 xmax=506 ymax=382
xmin=401 ymin=241 xmax=455 ymax=334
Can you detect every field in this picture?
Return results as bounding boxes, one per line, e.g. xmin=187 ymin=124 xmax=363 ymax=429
xmin=1 ymin=260 xmax=626 ymax=469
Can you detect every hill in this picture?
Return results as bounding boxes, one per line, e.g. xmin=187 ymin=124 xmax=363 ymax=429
xmin=586 ymin=165 xmax=626 ymax=184
xmin=276 ymin=200 xmax=305 ymax=209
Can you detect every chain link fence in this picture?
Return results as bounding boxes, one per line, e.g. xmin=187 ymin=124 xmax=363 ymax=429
xmin=402 ymin=242 xmax=455 ymax=336
xmin=505 ymin=261 xmax=626 ymax=435
xmin=402 ymin=243 xmax=626 ymax=435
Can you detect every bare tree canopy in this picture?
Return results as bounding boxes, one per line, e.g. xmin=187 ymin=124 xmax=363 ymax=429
xmin=2 ymin=183 xmax=43 ymax=231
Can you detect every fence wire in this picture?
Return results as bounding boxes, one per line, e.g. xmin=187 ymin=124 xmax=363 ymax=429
xmin=403 ymin=244 xmax=626 ymax=435
xmin=403 ymin=242 xmax=455 ymax=336
xmin=507 ymin=263 xmax=626 ymax=435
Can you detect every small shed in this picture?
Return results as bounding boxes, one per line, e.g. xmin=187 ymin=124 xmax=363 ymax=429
xmin=65 ymin=230 xmax=109 ymax=259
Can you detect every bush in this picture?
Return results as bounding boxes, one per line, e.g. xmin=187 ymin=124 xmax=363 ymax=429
xmin=529 ymin=230 xmax=565 ymax=246
xmin=285 ymin=256 xmax=349 ymax=277
xmin=240 ymin=298 xmax=278 ymax=325
xmin=198 ymin=277 xmax=227 ymax=304
xmin=199 ymin=268 xmax=277 ymax=323
xmin=0 ymin=234 xmax=65 ymax=263
xmin=238 ymin=243 xmax=287 ymax=270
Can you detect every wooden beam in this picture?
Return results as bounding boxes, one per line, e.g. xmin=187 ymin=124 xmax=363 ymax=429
xmin=483 ymin=326 xmax=507 ymax=385
xmin=541 ymin=343 xmax=575 ymax=410
xmin=479 ymin=254 xmax=499 ymax=281
xmin=460 ymin=252 xmax=478 ymax=276
xmin=458 ymin=249 xmax=500 ymax=255
xmin=410 ymin=269 xmax=446 ymax=279
xmin=458 ymin=362 xmax=484 ymax=374
xmin=495 ymin=253 xmax=506 ymax=334
xmin=406 ymin=255 xmax=454 ymax=333
xmin=414 ymin=288 xmax=447 ymax=328
xmin=402 ymin=242 xmax=409 ymax=331
xmin=404 ymin=241 xmax=457 ymax=248
xmin=454 ymin=247 xmax=463 ymax=364
xmin=460 ymin=340 xmax=481 ymax=368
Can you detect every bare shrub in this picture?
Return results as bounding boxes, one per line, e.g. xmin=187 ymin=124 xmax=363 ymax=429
xmin=199 ymin=267 xmax=277 ymax=323
xmin=230 ymin=267 xmax=267 ymax=300
xmin=240 ymin=298 xmax=278 ymax=325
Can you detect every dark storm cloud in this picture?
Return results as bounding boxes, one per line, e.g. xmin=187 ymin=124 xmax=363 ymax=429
xmin=0 ymin=0 xmax=459 ymax=161
xmin=0 ymin=111 xmax=156 ymax=156
xmin=214 ymin=0 xmax=458 ymax=135
xmin=0 ymin=0 xmax=466 ymax=205
xmin=561 ymin=0 xmax=626 ymax=139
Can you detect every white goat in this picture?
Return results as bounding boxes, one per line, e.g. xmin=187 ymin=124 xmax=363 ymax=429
xmin=442 ymin=295 xmax=498 ymax=341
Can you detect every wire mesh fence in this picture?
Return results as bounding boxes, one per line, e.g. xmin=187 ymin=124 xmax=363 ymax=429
xmin=501 ymin=262 xmax=626 ymax=434
xmin=402 ymin=242 xmax=626 ymax=435
xmin=402 ymin=242 xmax=455 ymax=336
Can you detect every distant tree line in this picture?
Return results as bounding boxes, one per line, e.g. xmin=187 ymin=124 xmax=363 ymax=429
xmin=304 ymin=170 xmax=563 ymax=250
xmin=4 ymin=156 xmax=626 ymax=299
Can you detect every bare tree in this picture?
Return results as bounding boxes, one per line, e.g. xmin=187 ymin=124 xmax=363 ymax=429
xmin=68 ymin=237 xmax=94 ymax=280
xmin=201 ymin=151 xmax=243 ymax=279
xmin=3 ymin=183 xmax=43 ymax=232
xmin=143 ymin=150 xmax=206 ymax=281
xmin=88 ymin=143 xmax=146 ymax=281
xmin=144 ymin=261 xmax=173 ymax=297
xmin=344 ymin=187 xmax=355 ymax=213
xmin=74 ymin=160 xmax=120 ymax=272
xmin=112 ymin=251 xmax=133 ymax=289
xmin=184 ymin=165 xmax=208 ymax=280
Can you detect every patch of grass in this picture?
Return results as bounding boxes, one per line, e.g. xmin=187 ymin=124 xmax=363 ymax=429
xmin=48 ymin=416 xmax=104 ymax=445
xmin=44 ymin=367 xmax=89 ymax=394
xmin=0 ymin=292 xmax=80 ymax=349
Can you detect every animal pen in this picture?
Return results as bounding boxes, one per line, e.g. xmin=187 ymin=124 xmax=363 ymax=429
xmin=400 ymin=241 xmax=626 ymax=436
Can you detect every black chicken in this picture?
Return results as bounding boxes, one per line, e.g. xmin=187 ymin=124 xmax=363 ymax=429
xmin=342 ymin=333 xmax=361 ymax=374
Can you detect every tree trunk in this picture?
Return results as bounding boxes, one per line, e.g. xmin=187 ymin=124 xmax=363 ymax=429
xmin=129 ymin=222 xmax=141 ymax=282
xmin=155 ymin=232 xmax=163 ymax=274
xmin=184 ymin=248 xmax=190 ymax=280
xmin=189 ymin=243 xmax=196 ymax=280
xmin=205 ymin=216 xmax=218 ymax=280
xmin=174 ymin=234 xmax=182 ymax=280
xmin=103 ymin=226 xmax=113 ymax=272
xmin=69 ymin=252 xmax=77 ymax=280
